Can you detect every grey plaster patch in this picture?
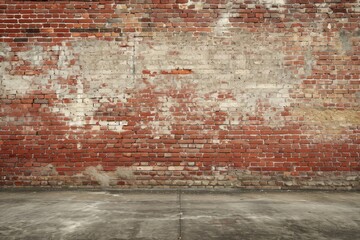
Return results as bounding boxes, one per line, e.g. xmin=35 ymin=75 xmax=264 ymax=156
xmin=83 ymin=165 xmax=136 ymax=187
xmin=339 ymin=30 xmax=352 ymax=53
xmin=84 ymin=165 xmax=111 ymax=187
xmin=39 ymin=164 xmax=58 ymax=176
xmin=116 ymin=167 xmax=135 ymax=180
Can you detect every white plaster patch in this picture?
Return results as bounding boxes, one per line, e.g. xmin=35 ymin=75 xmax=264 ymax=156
xmin=259 ymin=0 xmax=285 ymax=5
xmin=214 ymin=1 xmax=232 ymax=36
xmin=258 ymin=0 xmax=286 ymax=10
xmin=215 ymin=12 xmax=231 ymax=36
xmin=2 ymin=75 xmax=33 ymax=94
xmin=179 ymin=0 xmax=204 ymax=10
xmin=98 ymin=120 xmax=128 ymax=132
xmin=98 ymin=120 xmax=128 ymax=126
xmin=50 ymin=40 xmax=133 ymax=130
xmin=17 ymin=45 xmax=49 ymax=66
xmin=137 ymin=32 xmax=296 ymax=127
xmin=219 ymin=100 xmax=239 ymax=111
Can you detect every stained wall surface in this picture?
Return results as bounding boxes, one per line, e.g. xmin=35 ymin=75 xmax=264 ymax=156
xmin=0 ymin=0 xmax=359 ymax=189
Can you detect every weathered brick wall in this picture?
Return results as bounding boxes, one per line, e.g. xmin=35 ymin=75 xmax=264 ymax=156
xmin=0 ymin=0 xmax=359 ymax=189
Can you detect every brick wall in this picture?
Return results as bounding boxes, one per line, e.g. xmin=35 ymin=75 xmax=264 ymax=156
xmin=0 ymin=0 xmax=359 ymax=189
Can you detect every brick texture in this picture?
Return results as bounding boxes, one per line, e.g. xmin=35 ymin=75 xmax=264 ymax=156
xmin=0 ymin=0 xmax=359 ymax=189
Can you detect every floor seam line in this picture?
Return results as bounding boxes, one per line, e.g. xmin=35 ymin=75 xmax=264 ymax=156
xmin=178 ymin=190 xmax=182 ymax=240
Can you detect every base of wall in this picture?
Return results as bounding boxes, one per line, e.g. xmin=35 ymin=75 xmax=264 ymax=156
xmin=2 ymin=170 xmax=359 ymax=190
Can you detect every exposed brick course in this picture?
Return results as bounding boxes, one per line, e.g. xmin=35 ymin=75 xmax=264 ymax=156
xmin=0 ymin=0 xmax=359 ymax=189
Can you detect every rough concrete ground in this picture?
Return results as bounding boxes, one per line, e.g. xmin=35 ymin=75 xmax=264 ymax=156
xmin=0 ymin=190 xmax=359 ymax=240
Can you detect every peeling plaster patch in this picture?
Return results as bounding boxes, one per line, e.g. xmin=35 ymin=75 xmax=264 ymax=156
xmin=84 ymin=165 xmax=135 ymax=186
xmin=293 ymin=108 xmax=360 ymax=130
xmin=53 ymin=44 xmax=77 ymax=78
xmin=115 ymin=167 xmax=135 ymax=180
xmin=73 ymin=40 xmax=133 ymax=89
xmin=339 ymin=30 xmax=352 ymax=53
xmin=137 ymin=32 xmax=296 ymax=127
xmin=258 ymin=0 xmax=286 ymax=11
xmin=38 ymin=164 xmax=59 ymax=176
xmin=84 ymin=165 xmax=111 ymax=187
xmin=214 ymin=1 xmax=232 ymax=36
xmin=1 ymin=115 xmax=33 ymax=126
xmin=0 ymin=42 xmax=10 ymax=59
xmin=98 ymin=120 xmax=128 ymax=132
xmin=292 ymin=108 xmax=360 ymax=142
xmin=353 ymin=6 xmax=360 ymax=13
xmin=303 ymin=46 xmax=314 ymax=77
xmin=1 ymin=75 xmax=33 ymax=94
xmin=215 ymin=12 xmax=230 ymax=36
xmin=219 ymin=100 xmax=239 ymax=111
xmin=259 ymin=0 xmax=285 ymax=5
xmin=115 ymin=4 xmax=127 ymax=10
xmin=17 ymin=45 xmax=49 ymax=66
xmin=0 ymin=43 xmax=74 ymax=97
xmin=0 ymin=44 xmax=45 ymax=96
xmin=51 ymin=40 xmax=133 ymax=128
xmin=29 ymin=164 xmax=59 ymax=177
xmin=179 ymin=0 xmax=204 ymax=10
xmin=98 ymin=120 xmax=128 ymax=126
xmin=145 ymin=120 xmax=172 ymax=137
xmin=142 ymin=95 xmax=180 ymax=136
xmin=0 ymin=42 xmax=12 ymax=96
xmin=193 ymin=2 xmax=204 ymax=10
xmin=59 ymin=78 xmax=94 ymax=127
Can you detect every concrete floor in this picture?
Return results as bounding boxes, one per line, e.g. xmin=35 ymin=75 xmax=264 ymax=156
xmin=0 ymin=190 xmax=359 ymax=240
